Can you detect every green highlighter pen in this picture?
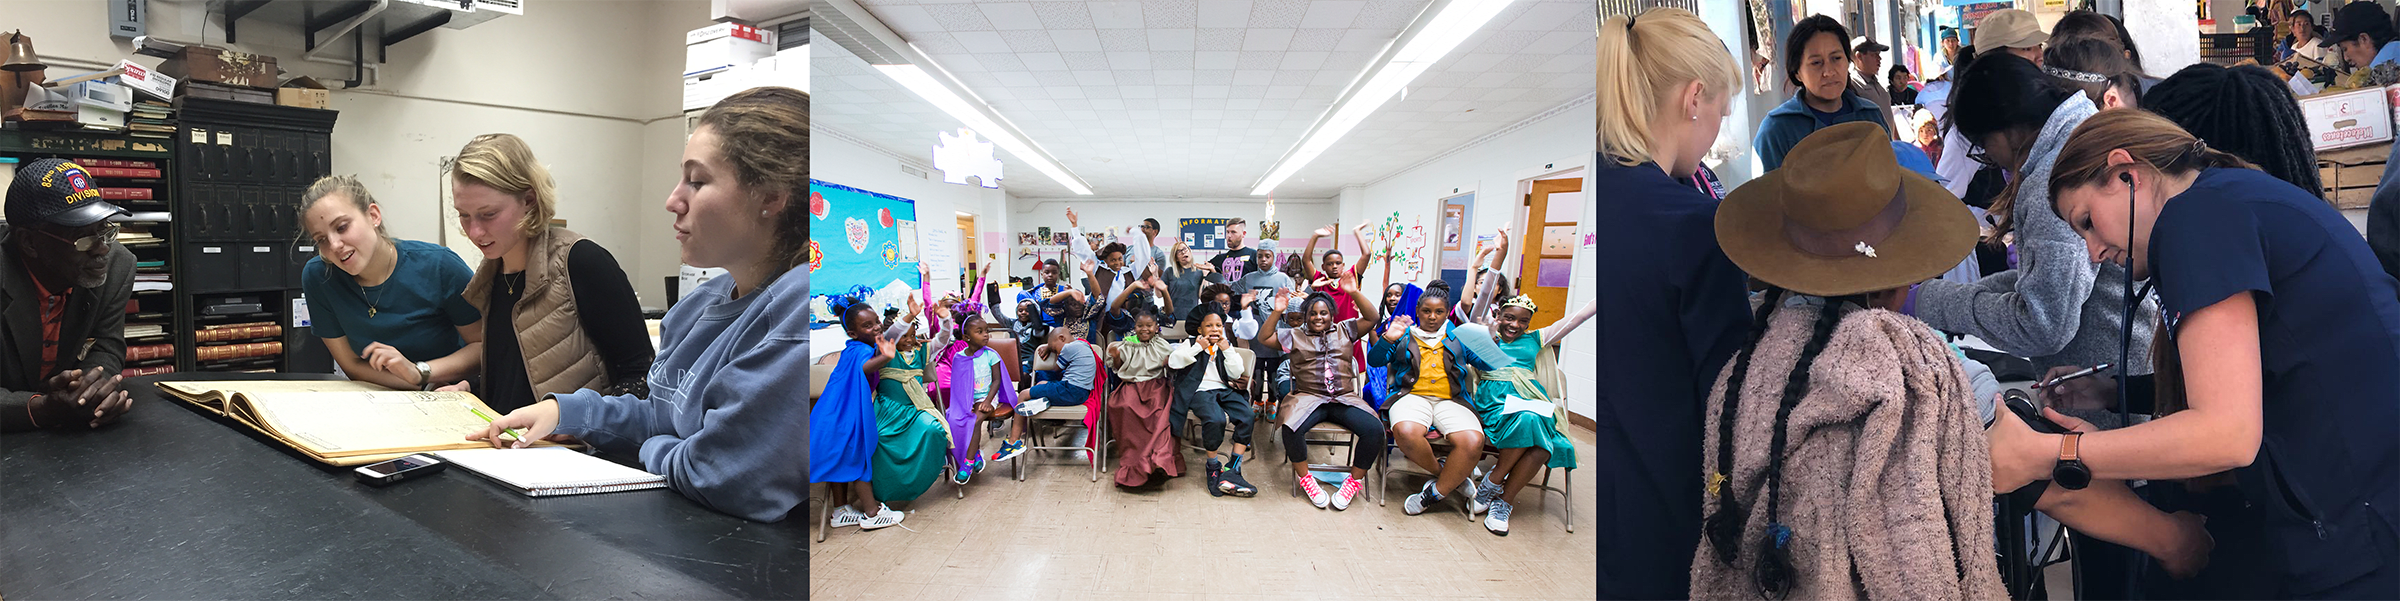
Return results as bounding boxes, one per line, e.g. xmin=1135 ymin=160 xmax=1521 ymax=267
xmin=468 ymin=406 xmax=527 ymax=444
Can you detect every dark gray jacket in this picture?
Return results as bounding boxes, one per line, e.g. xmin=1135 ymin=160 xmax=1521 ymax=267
xmin=1 ymin=230 xmax=135 ymax=432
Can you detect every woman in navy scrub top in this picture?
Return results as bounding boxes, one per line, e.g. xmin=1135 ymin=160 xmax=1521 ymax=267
xmin=1594 ymin=9 xmax=1753 ymax=598
xmin=1993 ymin=109 xmax=2400 ymax=598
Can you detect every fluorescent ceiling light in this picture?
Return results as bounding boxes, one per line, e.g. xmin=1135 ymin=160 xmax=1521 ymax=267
xmin=876 ymin=62 xmax=1093 ymax=195
xmin=1248 ymin=0 xmax=1517 ymax=196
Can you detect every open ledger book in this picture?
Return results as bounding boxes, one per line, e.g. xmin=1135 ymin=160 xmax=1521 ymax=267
xmin=158 ymin=380 xmax=567 ymax=466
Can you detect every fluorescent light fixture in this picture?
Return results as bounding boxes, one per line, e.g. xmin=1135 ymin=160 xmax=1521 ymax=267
xmin=1248 ymin=0 xmax=1517 ymax=196
xmin=876 ymin=62 xmax=1093 ymax=195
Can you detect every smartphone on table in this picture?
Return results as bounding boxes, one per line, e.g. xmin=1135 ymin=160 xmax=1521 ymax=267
xmin=354 ymin=454 xmax=447 ymax=487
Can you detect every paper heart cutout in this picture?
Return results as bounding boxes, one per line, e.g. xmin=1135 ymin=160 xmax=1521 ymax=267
xmin=845 ymin=217 xmax=871 ymax=253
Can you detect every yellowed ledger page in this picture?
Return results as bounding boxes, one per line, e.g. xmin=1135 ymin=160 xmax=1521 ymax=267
xmin=157 ymin=380 xmax=389 ymax=414
xmin=241 ymin=391 xmax=517 ymax=459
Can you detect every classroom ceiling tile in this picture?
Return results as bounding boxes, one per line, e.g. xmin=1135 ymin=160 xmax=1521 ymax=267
xmin=814 ymin=0 xmax=1594 ymax=199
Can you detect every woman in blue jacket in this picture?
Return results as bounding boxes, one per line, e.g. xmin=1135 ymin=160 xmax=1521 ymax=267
xmin=1753 ymin=15 xmax=1892 ymax=171
xmin=1999 ymin=108 xmax=2400 ymax=598
xmin=1595 ymin=8 xmax=1753 ymax=599
xmin=472 ymin=87 xmax=809 ymax=523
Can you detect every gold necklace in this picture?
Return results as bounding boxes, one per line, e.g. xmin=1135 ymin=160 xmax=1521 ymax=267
xmin=358 ymin=279 xmax=384 ymax=317
xmin=354 ymin=242 xmax=392 ymax=317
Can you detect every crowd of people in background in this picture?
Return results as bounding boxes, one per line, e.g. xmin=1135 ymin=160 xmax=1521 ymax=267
xmin=1603 ymin=6 xmax=2398 ymax=599
xmin=813 ymin=206 xmax=1593 ymax=538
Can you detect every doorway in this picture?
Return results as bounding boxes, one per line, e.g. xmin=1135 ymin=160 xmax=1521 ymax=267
xmin=956 ymin=212 xmax=979 ymax=289
xmin=1518 ymin=176 xmax=1583 ymax=330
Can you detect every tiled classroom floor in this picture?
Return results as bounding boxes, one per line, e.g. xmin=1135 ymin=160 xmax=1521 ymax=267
xmin=811 ymin=424 xmax=1597 ymax=600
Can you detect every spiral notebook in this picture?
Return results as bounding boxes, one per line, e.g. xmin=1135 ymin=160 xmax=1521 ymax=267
xmin=430 ymin=447 xmax=668 ymax=497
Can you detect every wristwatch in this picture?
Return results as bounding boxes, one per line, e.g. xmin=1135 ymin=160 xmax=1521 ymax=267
xmin=2053 ymin=432 xmax=2092 ymax=490
xmin=415 ymin=361 xmax=434 ymax=391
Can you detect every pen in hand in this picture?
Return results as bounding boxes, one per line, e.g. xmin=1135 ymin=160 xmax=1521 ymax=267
xmin=468 ymin=406 xmax=527 ymax=444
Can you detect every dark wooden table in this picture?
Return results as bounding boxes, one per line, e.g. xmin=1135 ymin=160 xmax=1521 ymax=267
xmin=1 ymin=373 xmax=805 ymax=599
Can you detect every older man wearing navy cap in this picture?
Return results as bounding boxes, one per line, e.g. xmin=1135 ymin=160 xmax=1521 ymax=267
xmin=3 ymin=158 xmax=136 ymax=432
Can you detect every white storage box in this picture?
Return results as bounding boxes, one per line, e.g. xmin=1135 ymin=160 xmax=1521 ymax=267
xmin=2302 ymin=87 xmax=2393 ymax=151
xmin=685 ymin=22 xmax=777 ymax=77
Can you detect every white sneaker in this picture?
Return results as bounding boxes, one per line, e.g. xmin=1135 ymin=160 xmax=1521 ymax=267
xmin=859 ymin=504 xmax=905 ymax=530
xmin=828 ymin=504 xmax=864 ymax=528
xmin=1331 ymin=475 xmax=1366 ymax=511
xmin=1483 ymin=499 xmax=1512 ymax=536
xmin=1471 ymin=477 xmax=1503 ymax=516
xmin=1462 ymin=482 xmax=1489 ymax=515
xmin=1403 ymin=482 xmax=1441 ymax=516
xmin=1020 ymin=398 xmax=1050 ymax=416
xmin=1298 ymin=474 xmax=1330 ymax=509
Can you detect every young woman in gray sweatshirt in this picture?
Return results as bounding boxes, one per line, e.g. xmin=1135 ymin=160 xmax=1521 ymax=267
xmin=1912 ymin=54 xmax=2158 ymax=385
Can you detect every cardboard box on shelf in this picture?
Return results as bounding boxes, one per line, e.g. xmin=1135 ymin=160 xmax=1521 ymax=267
xmin=685 ymin=22 xmax=777 ymax=77
xmin=2301 ymin=87 xmax=2393 ymax=151
xmin=156 ymin=47 xmax=278 ymax=88
xmin=276 ymin=76 xmax=329 ymax=109
xmin=116 ymin=60 xmax=177 ymax=101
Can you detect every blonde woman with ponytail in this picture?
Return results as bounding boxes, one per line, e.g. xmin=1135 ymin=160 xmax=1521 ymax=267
xmin=1592 ymin=8 xmax=1750 ymax=599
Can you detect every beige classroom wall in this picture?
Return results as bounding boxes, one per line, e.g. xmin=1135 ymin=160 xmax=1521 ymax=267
xmin=10 ymin=0 xmax=713 ymax=307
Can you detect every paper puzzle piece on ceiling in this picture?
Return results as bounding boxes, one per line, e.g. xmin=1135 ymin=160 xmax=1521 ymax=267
xmin=934 ymin=128 xmax=1003 ymax=189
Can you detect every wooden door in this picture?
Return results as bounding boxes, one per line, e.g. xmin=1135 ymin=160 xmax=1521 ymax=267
xmin=1520 ymin=177 xmax=1582 ymax=330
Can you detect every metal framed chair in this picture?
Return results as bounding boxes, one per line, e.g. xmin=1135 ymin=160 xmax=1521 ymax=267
xmin=1178 ymin=346 xmax=1254 ymax=452
xmin=1374 ymin=409 xmax=1575 ymax=531
xmin=1284 ymin=421 xmax=1383 ymax=506
xmin=1012 ymin=345 xmax=1106 ymax=482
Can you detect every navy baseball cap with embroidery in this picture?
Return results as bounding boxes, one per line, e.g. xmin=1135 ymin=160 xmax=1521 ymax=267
xmin=6 ymin=158 xmax=127 ymax=228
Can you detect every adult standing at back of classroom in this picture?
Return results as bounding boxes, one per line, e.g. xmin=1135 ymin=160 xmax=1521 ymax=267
xmin=1754 ymin=15 xmax=1891 ymax=171
xmin=1203 ymin=218 xmax=1261 ymax=289
xmin=445 ymin=133 xmax=655 ymax=412
xmin=1594 ymin=8 xmax=1752 ymax=599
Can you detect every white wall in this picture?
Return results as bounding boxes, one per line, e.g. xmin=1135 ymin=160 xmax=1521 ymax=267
xmin=15 ymin=0 xmax=713 ymax=307
xmin=2129 ymin=0 xmax=2203 ymax=74
xmin=1358 ymin=100 xmax=1597 ymax=424
xmin=1004 ymin=196 xmax=1343 ymax=273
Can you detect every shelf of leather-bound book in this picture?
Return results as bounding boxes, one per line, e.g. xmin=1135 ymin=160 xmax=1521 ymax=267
xmin=193 ymin=311 xmax=277 ymax=324
xmin=193 ymin=352 xmax=281 ymax=373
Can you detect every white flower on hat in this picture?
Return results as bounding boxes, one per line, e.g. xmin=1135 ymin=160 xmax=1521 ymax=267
xmin=1854 ymin=241 xmax=1879 ymax=258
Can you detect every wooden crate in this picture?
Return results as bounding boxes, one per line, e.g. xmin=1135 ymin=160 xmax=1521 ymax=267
xmin=2320 ymin=143 xmax=2387 ymax=210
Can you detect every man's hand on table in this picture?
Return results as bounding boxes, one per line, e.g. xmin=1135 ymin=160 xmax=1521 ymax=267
xmin=35 ymin=368 xmax=132 ymax=429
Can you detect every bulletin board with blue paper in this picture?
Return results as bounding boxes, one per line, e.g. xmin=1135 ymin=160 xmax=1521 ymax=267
xmin=809 ymin=179 xmax=922 ymax=295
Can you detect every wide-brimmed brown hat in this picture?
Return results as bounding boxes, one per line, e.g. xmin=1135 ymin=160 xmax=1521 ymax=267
xmin=1717 ymin=122 xmax=1978 ymax=298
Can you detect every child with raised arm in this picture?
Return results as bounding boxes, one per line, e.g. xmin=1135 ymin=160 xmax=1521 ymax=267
xmin=1251 ymin=270 xmax=1385 ymax=510
xmin=817 ymin=292 xmax=904 ymax=530
xmin=1464 ymin=295 xmax=1594 ymax=535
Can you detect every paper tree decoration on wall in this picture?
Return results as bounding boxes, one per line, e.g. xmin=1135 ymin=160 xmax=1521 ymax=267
xmin=933 ymin=128 xmax=1003 ymax=189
